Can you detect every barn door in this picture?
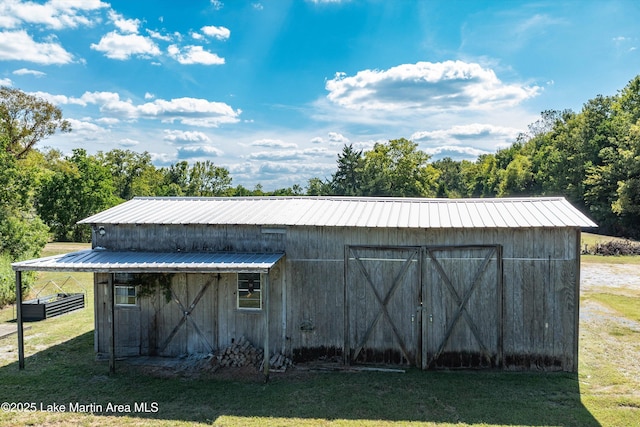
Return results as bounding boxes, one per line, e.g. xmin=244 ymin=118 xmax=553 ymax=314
xmin=423 ymin=245 xmax=502 ymax=369
xmin=156 ymin=274 xmax=216 ymax=356
xmin=345 ymin=246 xmax=421 ymax=366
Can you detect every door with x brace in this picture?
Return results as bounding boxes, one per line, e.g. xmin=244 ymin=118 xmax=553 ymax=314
xmin=155 ymin=273 xmax=216 ymax=356
xmin=423 ymin=245 xmax=502 ymax=369
xmin=346 ymin=246 xmax=421 ymax=366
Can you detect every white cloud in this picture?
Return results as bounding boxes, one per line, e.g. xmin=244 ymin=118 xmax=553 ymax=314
xmin=177 ymin=144 xmax=223 ymax=158
xmin=327 ymin=131 xmax=349 ymax=144
xmin=144 ymin=92 xmax=154 ymax=99
xmin=0 ymin=30 xmax=73 ymax=64
xmin=424 ymin=145 xmax=491 ymax=159
xmin=36 ymin=89 xmax=242 ymax=128
xmin=325 ymin=60 xmax=540 ymax=112
xmin=91 ymin=31 xmax=161 ymax=60
xmin=0 ymin=77 xmax=12 ymax=85
xmin=119 ymin=138 xmax=139 ymax=147
xmin=108 ymin=10 xmax=140 ymax=34
xmin=13 ymin=67 xmax=45 ymax=77
xmin=411 ymin=123 xmax=522 ymax=143
xmin=248 ymin=147 xmax=332 ymax=161
xmin=146 ymin=29 xmax=173 ymax=42
xmin=210 ymin=1 xmax=224 ymax=10
xmin=191 ymin=31 xmax=204 ymax=41
xmin=163 ymin=130 xmax=211 ymax=143
xmin=62 ymin=118 xmax=110 ymax=141
xmin=89 ymin=92 xmax=240 ymax=127
xmin=167 ymin=44 xmax=224 ymax=65
xmin=95 ymin=117 xmax=120 ymax=125
xmin=201 ymin=25 xmax=230 ymax=40
xmin=0 ymin=0 xmax=108 ymax=30
xmin=250 ymin=139 xmax=298 ymax=149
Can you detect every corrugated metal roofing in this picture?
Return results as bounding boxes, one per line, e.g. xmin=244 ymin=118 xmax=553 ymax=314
xmin=78 ymin=196 xmax=597 ymax=229
xmin=12 ymin=249 xmax=284 ymax=273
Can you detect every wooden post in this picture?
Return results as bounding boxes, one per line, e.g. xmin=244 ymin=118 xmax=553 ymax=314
xmin=263 ymin=272 xmax=270 ymax=381
xmin=16 ymin=271 xmax=24 ymax=370
xmin=573 ymin=229 xmax=581 ymax=373
xmin=496 ymin=244 xmax=504 ymax=368
xmin=109 ymin=273 xmax=116 ymax=374
xmin=343 ymin=245 xmax=350 ymax=366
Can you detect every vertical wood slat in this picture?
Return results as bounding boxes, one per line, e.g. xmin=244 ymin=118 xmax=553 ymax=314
xmin=572 ymin=229 xmax=581 ymax=372
xmin=16 ymin=271 xmax=24 ymax=370
xmin=343 ymin=245 xmax=350 ymax=366
xmin=263 ymin=273 xmax=270 ymax=379
xmin=109 ymin=273 xmax=115 ymax=374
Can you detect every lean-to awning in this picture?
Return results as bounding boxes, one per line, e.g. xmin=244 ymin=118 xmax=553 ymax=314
xmin=11 ymin=249 xmax=285 ymax=273
xmin=12 ymin=249 xmax=284 ymax=375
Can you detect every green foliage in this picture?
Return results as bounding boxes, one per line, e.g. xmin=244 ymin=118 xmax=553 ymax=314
xmin=323 ymin=139 xmax=439 ymax=197
xmin=0 ymin=86 xmax=71 ymax=159
xmin=331 ymin=144 xmax=364 ymax=196
xmin=133 ymin=273 xmax=175 ymax=303
xmin=0 ymin=253 xmax=37 ymax=307
xmin=157 ymin=160 xmax=233 ymax=197
xmin=361 ymin=138 xmax=438 ymax=197
xmin=96 ymin=149 xmax=162 ymax=200
xmin=37 ymin=148 xmax=120 ymax=241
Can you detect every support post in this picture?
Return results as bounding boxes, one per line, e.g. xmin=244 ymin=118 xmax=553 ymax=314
xmin=109 ymin=273 xmax=116 ymax=374
xmin=343 ymin=245 xmax=350 ymax=366
xmin=263 ymin=272 xmax=270 ymax=381
xmin=16 ymin=271 xmax=24 ymax=370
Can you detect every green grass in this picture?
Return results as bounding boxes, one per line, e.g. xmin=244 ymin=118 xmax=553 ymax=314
xmin=581 ymin=254 xmax=640 ymax=264
xmin=0 ymin=241 xmax=638 ymax=426
xmin=587 ymin=293 xmax=640 ymax=323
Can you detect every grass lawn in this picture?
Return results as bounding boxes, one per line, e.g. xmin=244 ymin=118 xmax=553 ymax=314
xmin=0 ymin=242 xmax=637 ymax=426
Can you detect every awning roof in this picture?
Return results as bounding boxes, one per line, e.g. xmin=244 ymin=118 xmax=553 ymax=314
xmin=12 ymin=249 xmax=284 ymax=273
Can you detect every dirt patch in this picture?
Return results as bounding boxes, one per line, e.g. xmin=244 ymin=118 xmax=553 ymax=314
xmin=581 ymin=263 xmax=640 ymax=293
xmin=580 ymin=262 xmax=640 ymax=394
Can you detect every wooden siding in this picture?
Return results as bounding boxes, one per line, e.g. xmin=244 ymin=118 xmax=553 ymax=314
xmin=93 ymin=223 xmax=580 ymax=371
xmin=95 ymin=263 xmax=285 ymax=358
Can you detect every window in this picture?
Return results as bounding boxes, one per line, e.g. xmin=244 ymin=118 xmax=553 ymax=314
xmin=115 ymin=286 xmax=137 ymax=305
xmin=237 ymin=273 xmax=261 ymax=310
xmin=114 ymin=273 xmax=137 ymax=306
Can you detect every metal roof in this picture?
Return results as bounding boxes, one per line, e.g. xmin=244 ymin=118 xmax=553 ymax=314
xmin=12 ymin=249 xmax=284 ymax=273
xmin=78 ymin=196 xmax=597 ymax=229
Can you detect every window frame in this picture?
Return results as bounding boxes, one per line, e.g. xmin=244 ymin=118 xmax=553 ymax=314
xmin=113 ymin=273 xmax=138 ymax=306
xmin=237 ymin=272 xmax=262 ymax=310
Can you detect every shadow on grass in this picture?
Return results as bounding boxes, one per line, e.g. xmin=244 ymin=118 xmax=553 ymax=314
xmin=0 ymin=333 xmax=600 ymax=426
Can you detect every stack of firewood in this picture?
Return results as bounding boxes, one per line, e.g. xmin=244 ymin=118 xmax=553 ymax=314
xmin=216 ymin=336 xmax=263 ymax=368
xmin=263 ymin=352 xmax=294 ymax=372
xmin=215 ymin=336 xmax=294 ymax=372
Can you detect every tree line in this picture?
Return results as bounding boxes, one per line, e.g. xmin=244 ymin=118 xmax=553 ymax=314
xmin=1 ymin=76 xmax=640 ymax=305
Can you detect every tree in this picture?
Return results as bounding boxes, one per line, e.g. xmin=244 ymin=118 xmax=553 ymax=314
xmin=0 ymin=137 xmax=48 ymax=306
xmin=360 ymin=138 xmax=438 ymax=197
xmin=186 ymin=160 xmax=233 ymax=196
xmin=330 ymin=144 xmax=364 ymax=196
xmin=97 ymin=149 xmax=161 ymax=200
xmin=0 ymin=141 xmax=48 ymax=259
xmin=157 ymin=160 xmax=232 ymax=197
xmin=306 ymin=177 xmax=332 ymax=196
xmin=498 ymin=154 xmax=534 ymax=196
xmin=0 ymin=86 xmax=71 ymax=159
xmin=432 ymin=157 xmax=466 ymax=198
xmin=37 ymin=149 xmax=119 ymax=241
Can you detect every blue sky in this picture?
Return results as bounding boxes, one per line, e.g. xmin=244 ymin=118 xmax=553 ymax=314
xmin=1 ymin=0 xmax=639 ymax=189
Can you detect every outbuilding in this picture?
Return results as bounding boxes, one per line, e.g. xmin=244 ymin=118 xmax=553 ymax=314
xmin=13 ymin=196 xmax=596 ymax=373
